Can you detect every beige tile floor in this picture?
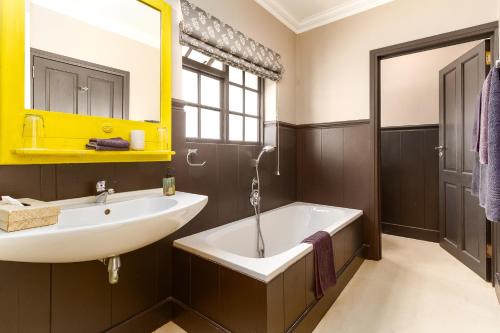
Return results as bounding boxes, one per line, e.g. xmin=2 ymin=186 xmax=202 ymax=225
xmin=156 ymin=234 xmax=500 ymax=333
xmin=154 ymin=321 xmax=186 ymax=333
xmin=313 ymin=234 xmax=500 ymax=333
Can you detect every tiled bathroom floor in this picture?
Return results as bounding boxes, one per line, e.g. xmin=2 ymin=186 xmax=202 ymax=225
xmin=313 ymin=234 xmax=500 ymax=333
xmin=154 ymin=321 xmax=186 ymax=333
xmin=156 ymin=234 xmax=500 ymax=333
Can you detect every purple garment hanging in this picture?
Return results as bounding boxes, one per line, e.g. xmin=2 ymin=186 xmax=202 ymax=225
xmin=480 ymin=69 xmax=493 ymax=164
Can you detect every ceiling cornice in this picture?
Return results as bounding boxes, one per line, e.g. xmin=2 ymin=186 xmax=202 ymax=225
xmin=254 ymin=0 xmax=300 ymax=32
xmin=255 ymin=0 xmax=394 ymax=34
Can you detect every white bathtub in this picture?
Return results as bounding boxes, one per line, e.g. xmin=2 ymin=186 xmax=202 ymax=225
xmin=173 ymin=202 xmax=363 ymax=282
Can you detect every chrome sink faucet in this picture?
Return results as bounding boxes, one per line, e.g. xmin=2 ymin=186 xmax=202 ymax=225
xmin=95 ymin=180 xmax=115 ymax=204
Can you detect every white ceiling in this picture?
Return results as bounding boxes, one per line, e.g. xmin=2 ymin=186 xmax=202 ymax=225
xmin=30 ymin=0 xmax=161 ymax=48
xmin=255 ymin=0 xmax=395 ymax=33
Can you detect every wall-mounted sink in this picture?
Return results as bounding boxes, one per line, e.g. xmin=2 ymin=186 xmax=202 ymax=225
xmin=0 ymin=189 xmax=207 ymax=263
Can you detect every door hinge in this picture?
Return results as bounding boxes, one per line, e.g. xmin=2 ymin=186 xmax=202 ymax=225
xmin=486 ymin=51 xmax=492 ymax=66
xmin=487 ymin=243 xmax=493 ymax=258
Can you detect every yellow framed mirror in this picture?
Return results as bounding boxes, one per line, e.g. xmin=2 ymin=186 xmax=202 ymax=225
xmin=0 ymin=0 xmax=173 ymax=164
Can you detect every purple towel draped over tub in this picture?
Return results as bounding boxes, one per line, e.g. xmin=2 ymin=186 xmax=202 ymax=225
xmin=302 ymin=231 xmax=336 ymax=299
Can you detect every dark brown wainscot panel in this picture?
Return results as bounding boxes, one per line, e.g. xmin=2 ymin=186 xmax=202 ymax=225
xmin=172 ymin=217 xmax=364 ymax=333
xmin=380 ymin=125 xmax=439 ymax=242
xmin=296 ymin=121 xmax=374 ymax=259
xmin=0 ymin=262 xmax=51 ymax=333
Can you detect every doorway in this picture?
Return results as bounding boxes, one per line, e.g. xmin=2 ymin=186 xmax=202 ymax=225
xmin=370 ymin=22 xmax=499 ymax=282
xmin=379 ymin=40 xmax=491 ymax=280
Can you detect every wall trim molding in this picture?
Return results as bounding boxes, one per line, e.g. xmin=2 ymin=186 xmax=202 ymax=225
xmin=264 ymin=120 xmax=296 ymax=129
xmin=382 ymin=222 xmax=440 ymax=243
xmin=255 ymin=0 xmax=394 ymax=34
xmin=296 ymin=119 xmax=369 ymax=129
xmin=172 ymin=298 xmax=231 ymax=333
xmin=295 ymin=0 xmax=394 ymax=33
xmin=253 ymin=0 xmax=299 ymax=33
xmin=381 ymin=124 xmax=439 ymax=131
xmin=106 ymin=297 xmax=172 ymax=332
xmin=264 ymin=119 xmax=370 ymax=130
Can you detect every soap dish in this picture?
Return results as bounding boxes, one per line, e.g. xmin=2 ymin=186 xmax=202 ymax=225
xmin=0 ymin=198 xmax=60 ymax=232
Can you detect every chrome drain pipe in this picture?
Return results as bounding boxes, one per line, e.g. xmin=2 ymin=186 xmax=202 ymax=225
xmin=100 ymin=256 xmax=121 ymax=284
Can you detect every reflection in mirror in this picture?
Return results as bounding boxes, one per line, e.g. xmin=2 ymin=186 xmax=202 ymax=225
xmin=26 ymin=0 xmax=161 ymax=122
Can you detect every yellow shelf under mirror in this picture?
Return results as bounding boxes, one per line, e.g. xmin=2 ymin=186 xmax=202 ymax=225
xmin=13 ymin=148 xmax=175 ymax=163
xmin=14 ymin=148 xmax=175 ymax=156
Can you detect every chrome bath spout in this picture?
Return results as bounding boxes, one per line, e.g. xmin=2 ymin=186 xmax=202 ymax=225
xmin=250 ymin=145 xmax=275 ymax=258
xmin=254 ymin=145 xmax=275 ymax=166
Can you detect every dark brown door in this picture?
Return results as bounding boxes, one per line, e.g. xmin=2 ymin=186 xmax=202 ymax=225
xmin=32 ymin=50 xmax=127 ymax=119
xmin=33 ymin=56 xmax=80 ymax=115
xmin=439 ymin=40 xmax=490 ymax=280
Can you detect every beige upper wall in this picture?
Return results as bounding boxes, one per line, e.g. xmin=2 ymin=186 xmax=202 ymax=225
xmin=381 ymin=41 xmax=482 ymax=127
xmin=296 ymin=0 xmax=499 ymax=124
xmin=168 ymin=0 xmax=297 ymax=123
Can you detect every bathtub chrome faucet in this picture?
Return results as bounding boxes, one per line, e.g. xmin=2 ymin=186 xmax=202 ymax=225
xmin=250 ymin=145 xmax=275 ymax=258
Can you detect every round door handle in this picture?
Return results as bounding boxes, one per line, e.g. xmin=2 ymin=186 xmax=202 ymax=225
xmin=79 ymin=86 xmax=89 ymax=92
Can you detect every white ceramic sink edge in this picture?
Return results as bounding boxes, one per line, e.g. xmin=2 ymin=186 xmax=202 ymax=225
xmin=0 ymin=189 xmax=207 ymax=263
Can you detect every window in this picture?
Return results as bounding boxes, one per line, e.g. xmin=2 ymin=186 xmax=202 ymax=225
xmin=182 ymin=46 xmax=263 ymax=142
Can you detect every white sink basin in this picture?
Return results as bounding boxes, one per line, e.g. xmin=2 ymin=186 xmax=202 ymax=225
xmin=0 ymin=190 xmax=207 ymax=263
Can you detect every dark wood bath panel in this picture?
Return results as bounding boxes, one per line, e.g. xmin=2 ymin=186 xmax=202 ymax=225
xmin=172 ymin=217 xmax=364 ymax=333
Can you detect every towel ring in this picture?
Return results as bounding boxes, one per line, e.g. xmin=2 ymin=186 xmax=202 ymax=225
xmin=186 ymin=148 xmax=206 ymax=167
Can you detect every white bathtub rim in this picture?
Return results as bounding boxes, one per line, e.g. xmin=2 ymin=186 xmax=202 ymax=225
xmin=173 ymin=202 xmax=363 ymax=283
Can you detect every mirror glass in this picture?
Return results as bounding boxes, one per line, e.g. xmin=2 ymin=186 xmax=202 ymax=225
xmin=25 ymin=0 xmax=161 ymax=122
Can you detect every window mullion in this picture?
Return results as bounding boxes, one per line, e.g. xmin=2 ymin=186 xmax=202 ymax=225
xmin=197 ymin=73 xmax=201 ymax=139
xmin=223 ymin=64 xmax=229 ymax=142
xmin=259 ymin=77 xmax=263 ymax=143
xmin=242 ymin=71 xmax=246 ymax=142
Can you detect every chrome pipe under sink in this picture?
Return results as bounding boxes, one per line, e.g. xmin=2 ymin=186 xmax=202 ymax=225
xmin=100 ymin=256 xmax=121 ymax=284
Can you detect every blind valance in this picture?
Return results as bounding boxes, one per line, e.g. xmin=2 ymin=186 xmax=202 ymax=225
xmin=179 ymin=0 xmax=284 ymax=81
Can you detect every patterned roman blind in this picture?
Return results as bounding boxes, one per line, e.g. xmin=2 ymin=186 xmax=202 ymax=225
xmin=179 ymin=0 xmax=284 ymax=81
